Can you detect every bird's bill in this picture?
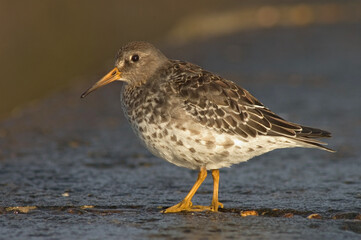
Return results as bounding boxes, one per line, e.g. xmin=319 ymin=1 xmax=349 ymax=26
xmin=81 ymin=67 xmax=121 ymax=98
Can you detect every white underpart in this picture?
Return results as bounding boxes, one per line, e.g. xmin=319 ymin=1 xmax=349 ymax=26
xmin=132 ymin=119 xmax=311 ymax=170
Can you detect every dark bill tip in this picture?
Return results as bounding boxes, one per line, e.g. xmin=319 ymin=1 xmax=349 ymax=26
xmin=80 ymin=87 xmax=92 ymax=98
xmin=80 ymin=92 xmax=88 ymax=98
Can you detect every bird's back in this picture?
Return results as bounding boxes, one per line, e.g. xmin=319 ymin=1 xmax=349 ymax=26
xmin=166 ymin=60 xmax=334 ymax=152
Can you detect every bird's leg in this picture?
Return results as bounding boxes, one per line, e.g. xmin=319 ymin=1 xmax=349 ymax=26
xmin=210 ymin=169 xmax=223 ymax=211
xmin=163 ymin=167 xmax=207 ymax=213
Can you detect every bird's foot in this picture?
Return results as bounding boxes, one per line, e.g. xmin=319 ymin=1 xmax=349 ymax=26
xmin=163 ymin=200 xmax=224 ymax=213
xmin=211 ymin=200 xmax=224 ymax=212
xmin=163 ymin=200 xmax=194 ymax=213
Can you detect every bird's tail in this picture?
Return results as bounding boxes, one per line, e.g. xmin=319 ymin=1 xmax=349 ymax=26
xmin=295 ymin=126 xmax=335 ymax=152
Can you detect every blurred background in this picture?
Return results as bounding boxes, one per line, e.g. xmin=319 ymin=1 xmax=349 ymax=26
xmin=1 ymin=0 xmax=361 ymax=119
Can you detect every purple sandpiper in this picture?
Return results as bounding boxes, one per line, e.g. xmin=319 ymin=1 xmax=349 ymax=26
xmin=81 ymin=41 xmax=334 ymax=213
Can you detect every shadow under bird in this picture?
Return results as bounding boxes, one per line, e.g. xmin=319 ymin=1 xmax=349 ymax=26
xmin=81 ymin=41 xmax=334 ymax=213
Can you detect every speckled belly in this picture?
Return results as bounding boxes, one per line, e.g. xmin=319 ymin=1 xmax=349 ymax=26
xmin=120 ymin=87 xmax=302 ymax=170
xmin=128 ymin=116 xmax=302 ymax=170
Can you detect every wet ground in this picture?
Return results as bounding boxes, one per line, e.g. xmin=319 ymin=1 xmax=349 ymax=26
xmin=1 ymin=23 xmax=361 ymax=239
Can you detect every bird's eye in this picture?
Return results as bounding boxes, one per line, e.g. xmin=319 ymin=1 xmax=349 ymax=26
xmin=131 ymin=54 xmax=139 ymax=62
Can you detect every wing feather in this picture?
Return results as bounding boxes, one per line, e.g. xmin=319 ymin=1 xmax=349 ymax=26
xmin=168 ymin=60 xmax=333 ymax=151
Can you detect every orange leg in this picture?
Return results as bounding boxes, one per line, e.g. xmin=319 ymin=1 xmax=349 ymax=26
xmin=211 ymin=169 xmax=223 ymax=211
xmin=163 ymin=168 xmax=224 ymax=213
xmin=164 ymin=167 xmax=207 ymax=213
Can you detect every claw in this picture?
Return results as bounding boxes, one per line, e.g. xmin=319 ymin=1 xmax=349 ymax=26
xmin=163 ymin=200 xmax=193 ymax=213
xmin=211 ymin=201 xmax=223 ymax=212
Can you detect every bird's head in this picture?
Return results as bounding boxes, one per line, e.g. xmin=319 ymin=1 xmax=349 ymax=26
xmin=81 ymin=41 xmax=168 ymax=98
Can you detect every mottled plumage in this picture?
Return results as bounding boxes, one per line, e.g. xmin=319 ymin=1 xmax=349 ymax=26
xmin=168 ymin=60 xmax=332 ymax=147
xmin=82 ymin=41 xmax=334 ymax=212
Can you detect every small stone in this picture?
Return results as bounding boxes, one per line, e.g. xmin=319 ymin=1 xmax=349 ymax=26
xmin=6 ymin=206 xmax=37 ymax=214
xmin=80 ymin=205 xmax=94 ymax=209
xmin=240 ymin=210 xmax=258 ymax=217
xmin=307 ymin=213 xmax=322 ymax=219
xmin=62 ymin=192 xmax=70 ymax=197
